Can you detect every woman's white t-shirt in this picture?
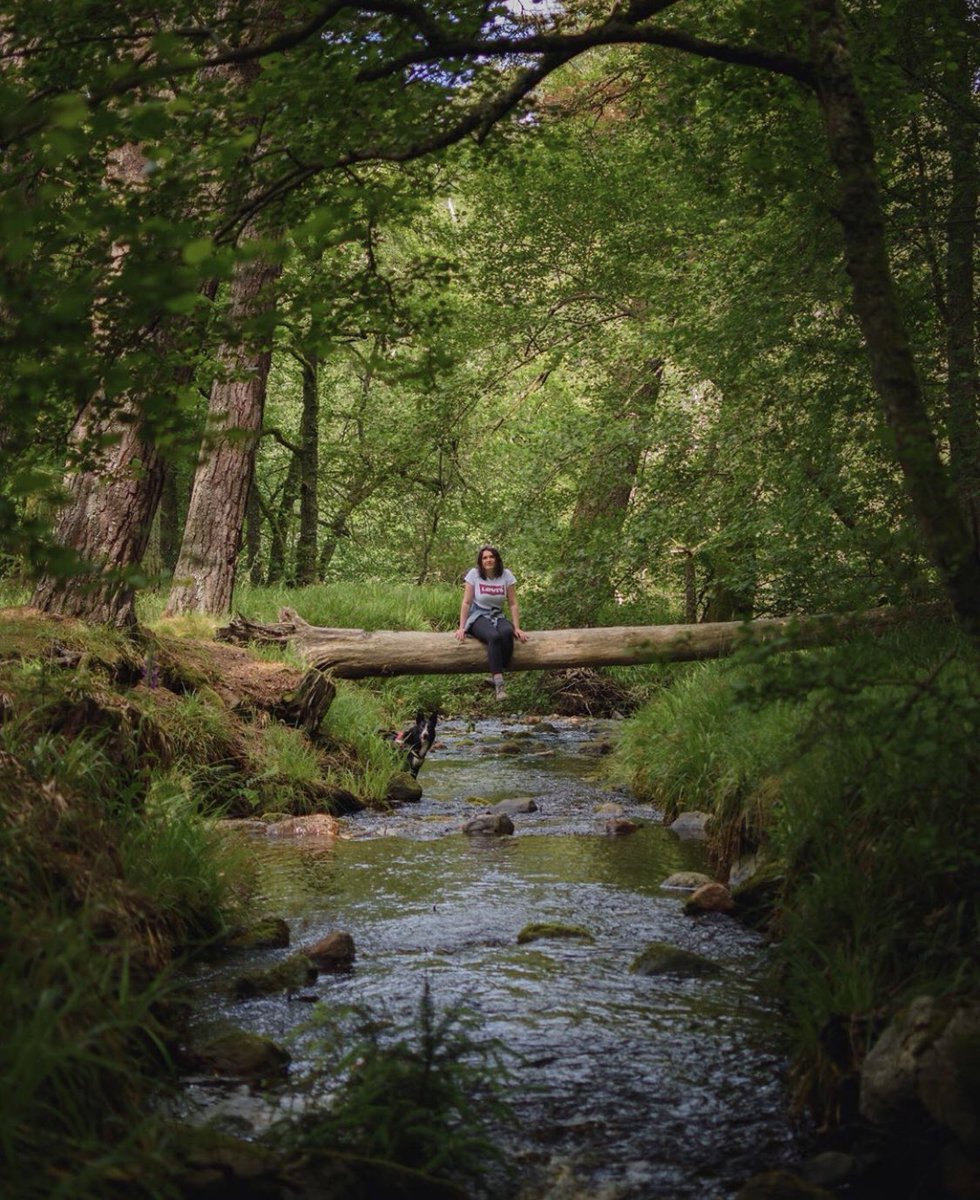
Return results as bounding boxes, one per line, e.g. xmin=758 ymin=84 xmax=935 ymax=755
xmin=464 ymin=567 xmax=515 ymax=631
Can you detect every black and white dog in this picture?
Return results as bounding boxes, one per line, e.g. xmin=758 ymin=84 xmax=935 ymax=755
xmin=385 ymin=710 xmax=438 ymax=779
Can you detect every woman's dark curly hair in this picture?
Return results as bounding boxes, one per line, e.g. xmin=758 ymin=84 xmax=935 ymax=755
xmin=475 ymin=545 xmax=504 ymax=580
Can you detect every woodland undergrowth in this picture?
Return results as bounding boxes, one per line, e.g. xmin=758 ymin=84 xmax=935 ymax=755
xmin=610 ymin=620 xmax=980 ymax=1124
xmin=0 ymin=585 xmax=571 ymax=1200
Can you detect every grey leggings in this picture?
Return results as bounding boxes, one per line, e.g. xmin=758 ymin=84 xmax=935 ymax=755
xmin=468 ymin=615 xmax=515 ymax=675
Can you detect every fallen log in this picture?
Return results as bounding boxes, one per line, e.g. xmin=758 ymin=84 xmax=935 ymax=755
xmin=216 ymin=605 xmax=936 ymax=679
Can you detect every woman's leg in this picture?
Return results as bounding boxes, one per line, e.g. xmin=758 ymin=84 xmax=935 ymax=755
xmin=496 ymin=617 xmax=515 ymax=668
xmin=469 ymin=616 xmax=507 ymax=675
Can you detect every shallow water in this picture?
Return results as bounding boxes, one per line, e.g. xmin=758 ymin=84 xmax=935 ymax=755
xmin=182 ymin=716 xmax=801 ymax=1198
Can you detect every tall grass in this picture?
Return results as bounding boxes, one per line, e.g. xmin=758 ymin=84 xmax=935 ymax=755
xmin=608 ymin=621 xmax=980 ymax=1118
xmin=140 ymin=579 xmax=458 ymax=633
xmin=0 ymin=700 xmax=249 ymax=1199
xmin=273 ymin=980 xmax=516 ymax=1199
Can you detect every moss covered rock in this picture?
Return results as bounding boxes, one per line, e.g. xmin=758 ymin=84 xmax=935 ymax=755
xmin=630 ymin=942 xmax=723 ymax=979
xmin=232 ymin=954 xmax=317 ymax=999
xmin=517 ymin=922 xmax=595 ymax=945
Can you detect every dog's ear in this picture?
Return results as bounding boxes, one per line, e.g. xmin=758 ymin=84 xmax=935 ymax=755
xmin=415 ymin=710 xmax=425 ymax=724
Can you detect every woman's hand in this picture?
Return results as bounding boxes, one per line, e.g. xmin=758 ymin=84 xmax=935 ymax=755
xmin=455 ymin=627 xmax=467 ymax=642
xmin=514 ymin=628 xmax=529 ymax=643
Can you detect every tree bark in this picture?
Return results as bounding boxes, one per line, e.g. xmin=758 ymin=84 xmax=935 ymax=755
xmin=216 ymin=604 xmax=932 ymax=678
xmin=295 ymin=348 xmax=320 ymax=586
xmin=31 ymin=143 xmax=163 ymax=627
xmin=266 ymin=447 xmax=300 ymax=585
xmin=32 ymin=401 xmax=165 ymax=626
xmin=809 ymin=0 xmax=980 ymax=637
xmin=942 ymin=0 xmax=980 ymax=559
xmin=165 ymin=246 xmax=280 ymax=615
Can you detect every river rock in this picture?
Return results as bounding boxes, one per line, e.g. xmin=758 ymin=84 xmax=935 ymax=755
xmin=732 ymin=860 xmax=786 ymax=929
xmin=385 ymin=773 xmax=423 ymax=804
xmin=860 ymin=995 xmax=980 ymax=1149
xmin=580 ymin=737 xmax=615 ymax=756
xmin=669 ymin=811 xmax=713 ymax=839
xmin=232 ymin=954 xmax=318 ymax=999
xmin=595 ymin=801 xmax=624 ymax=815
xmin=168 ymin=1125 xmax=286 ymax=1199
xmin=630 ymin=942 xmax=723 ymax=979
xmin=224 ymin=916 xmax=290 ymax=950
xmin=661 ymin=871 xmax=715 ymax=891
xmin=799 ymin=1150 xmax=856 ymax=1189
xmin=517 ymin=922 xmax=595 ymax=945
xmin=265 ymin=813 xmax=340 ymax=838
xmin=461 ymin=813 xmax=514 ymax=836
xmin=684 ymin=882 xmax=735 ymax=914
xmin=190 ymin=1029 xmax=291 ymax=1082
xmin=489 ymin=797 xmax=539 ymax=814
xmin=734 ymin=1170 xmax=834 ymax=1199
xmin=728 ymin=852 xmax=762 ymax=889
xmin=605 ymin=818 xmax=640 ymax=835
xmin=304 ymin=930 xmax=356 ymax=970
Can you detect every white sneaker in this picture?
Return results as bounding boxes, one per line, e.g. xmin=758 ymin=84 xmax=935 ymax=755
xmin=494 ymin=681 xmax=507 ymax=701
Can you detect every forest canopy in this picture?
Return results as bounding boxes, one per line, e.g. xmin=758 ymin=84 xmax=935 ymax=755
xmin=0 ymin=0 xmax=976 ymax=635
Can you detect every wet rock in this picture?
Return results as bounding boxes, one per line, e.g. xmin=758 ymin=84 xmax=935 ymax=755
xmin=605 ymin=818 xmax=640 ymax=835
xmin=661 ymin=871 xmax=715 ymax=891
xmin=728 ymin=852 xmax=762 ymax=889
xmin=461 ymin=813 xmax=514 ymax=837
xmin=732 ymin=861 xmax=786 ymax=930
xmin=517 ymin=922 xmax=595 ymax=945
xmin=385 ymin=773 xmax=423 ymax=805
xmin=579 ymin=737 xmax=615 ymax=756
xmin=489 ymin=797 xmax=539 ymax=815
xmin=668 ymin=811 xmax=713 ymax=840
xmin=265 ymin=814 xmax=339 ymax=838
xmin=860 ymin=995 xmax=980 ymax=1150
xmin=735 ymin=1170 xmax=833 ymax=1199
xmin=224 ymin=917 xmax=290 ymax=951
xmin=595 ymin=801 xmax=624 ymax=815
xmin=319 ymin=785 xmax=364 ymax=815
xmin=190 ymin=1029 xmax=291 ymax=1083
xmin=800 ymin=1150 xmax=856 ymax=1189
xmin=232 ymin=954 xmax=318 ymax=999
xmin=630 ymin=942 xmax=723 ymax=979
xmin=168 ymin=1124 xmax=288 ymax=1198
xmin=684 ymin=882 xmax=735 ymax=915
xmin=304 ymin=930 xmax=355 ymax=970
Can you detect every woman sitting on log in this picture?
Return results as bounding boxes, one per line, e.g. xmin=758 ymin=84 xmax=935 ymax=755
xmin=455 ymin=545 xmax=529 ymax=701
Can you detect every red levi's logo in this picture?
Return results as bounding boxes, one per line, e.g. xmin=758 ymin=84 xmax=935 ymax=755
xmin=481 ymin=584 xmax=505 ymax=596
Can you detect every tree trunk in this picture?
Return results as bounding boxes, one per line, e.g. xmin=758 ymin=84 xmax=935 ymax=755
xmin=809 ymin=0 xmax=980 ymax=637
xmin=32 ymin=401 xmax=165 ymax=626
xmin=165 ymin=246 xmax=280 ymax=616
xmin=559 ymin=358 xmax=662 ymax=626
xmin=158 ymin=462 xmax=181 ymax=576
xmin=266 ymin=448 xmax=300 ymax=585
xmin=295 ymin=349 xmax=320 ymax=586
xmin=942 ymin=0 xmax=980 ymax=559
xmin=216 ymin=604 xmax=932 ymax=678
xmin=31 ymin=143 xmax=164 ymax=627
xmin=245 ymin=473 xmax=263 ymax=585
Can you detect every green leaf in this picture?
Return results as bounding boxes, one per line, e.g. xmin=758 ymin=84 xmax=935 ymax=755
xmin=182 ymin=238 xmax=215 ymax=266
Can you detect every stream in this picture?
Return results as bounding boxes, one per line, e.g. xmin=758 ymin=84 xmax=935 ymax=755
xmin=181 ymin=715 xmax=803 ymax=1198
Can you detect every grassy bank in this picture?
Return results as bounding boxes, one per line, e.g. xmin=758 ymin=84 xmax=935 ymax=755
xmin=0 ymin=597 xmax=443 ymax=1199
xmin=609 ymin=620 xmax=980 ymax=1123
